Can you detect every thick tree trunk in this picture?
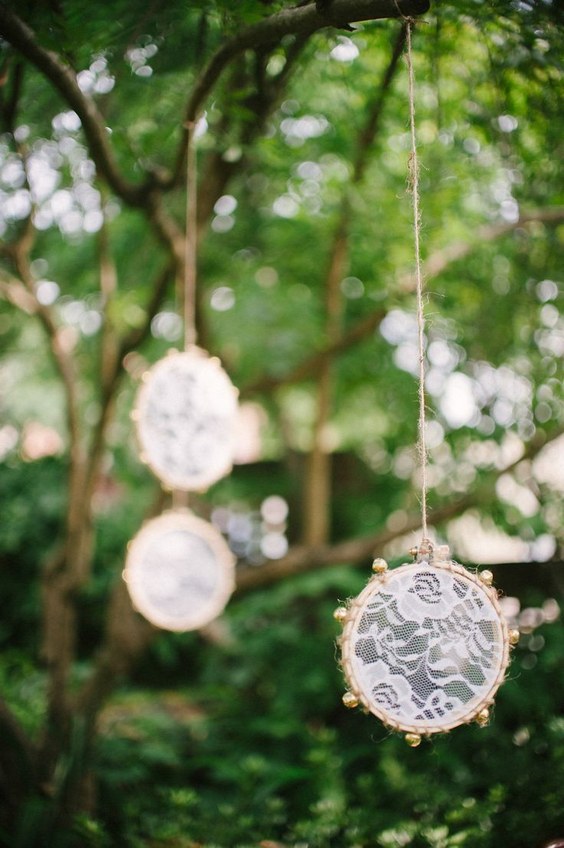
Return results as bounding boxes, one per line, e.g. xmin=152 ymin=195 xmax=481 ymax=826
xmin=303 ymin=219 xmax=348 ymax=545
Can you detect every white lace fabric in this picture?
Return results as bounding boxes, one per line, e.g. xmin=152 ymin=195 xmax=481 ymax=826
xmin=341 ymin=561 xmax=510 ymax=733
xmin=134 ymin=348 xmax=238 ymax=491
xmin=124 ymin=510 xmax=235 ymax=632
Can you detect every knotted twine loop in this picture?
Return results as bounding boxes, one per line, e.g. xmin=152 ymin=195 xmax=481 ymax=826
xmin=405 ymin=21 xmax=429 ymax=547
xmin=392 ymin=0 xmax=417 ymax=25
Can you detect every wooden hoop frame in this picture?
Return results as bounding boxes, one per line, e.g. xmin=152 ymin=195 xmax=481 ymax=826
xmin=132 ymin=347 xmax=239 ymax=492
xmin=340 ymin=558 xmax=510 ymax=735
xmin=124 ymin=509 xmax=235 ymax=632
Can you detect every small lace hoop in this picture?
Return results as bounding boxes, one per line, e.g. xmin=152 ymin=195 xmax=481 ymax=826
xmin=124 ymin=509 xmax=235 ymax=632
xmin=132 ymin=347 xmax=239 ymax=492
xmin=339 ymin=550 xmax=510 ymax=735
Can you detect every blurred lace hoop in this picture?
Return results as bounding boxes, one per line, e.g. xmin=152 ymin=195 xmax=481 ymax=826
xmin=340 ymin=554 xmax=510 ymax=734
xmin=124 ymin=509 xmax=235 ymax=632
xmin=132 ymin=347 xmax=239 ymax=492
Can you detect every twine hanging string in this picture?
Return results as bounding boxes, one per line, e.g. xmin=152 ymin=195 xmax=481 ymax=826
xmin=183 ymin=119 xmax=198 ymax=350
xmin=173 ymin=120 xmax=199 ymax=511
xmin=405 ymin=21 xmax=429 ymax=545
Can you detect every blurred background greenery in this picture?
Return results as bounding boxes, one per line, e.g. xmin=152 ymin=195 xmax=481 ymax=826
xmin=0 ymin=0 xmax=563 ymax=845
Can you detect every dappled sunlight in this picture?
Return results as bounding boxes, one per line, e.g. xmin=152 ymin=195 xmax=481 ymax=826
xmin=21 ymin=421 xmax=63 ymax=461
xmin=210 ymin=493 xmax=290 ymax=564
xmin=447 ymin=512 xmax=550 ymax=564
xmin=232 ymin=402 xmax=266 ymax=465
xmin=0 ymin=1 xmax=563 ymax=844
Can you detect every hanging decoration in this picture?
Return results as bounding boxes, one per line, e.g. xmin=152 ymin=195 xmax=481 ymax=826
xmin=124 ymin=510 xmax=235 ymax=633
xmin=335 ymin=22 xmax=518 ymax=745
xmin=132 ymin=347 xmax=238 ymax=493
xmin=132 ymin=119 xmax=239 ymax=494
xmin=336 ymin=544 xmax=518 ymax=744
xmin=125 ymin=119 xmax=238 ymax=632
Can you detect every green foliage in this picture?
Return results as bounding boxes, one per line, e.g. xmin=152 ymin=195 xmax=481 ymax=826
xmin=0 ymin=457 xmax=65 ymax=651
xmin=0 ymin=652 xmax=46 ymax=739
xmin=0 ymin=1 xmax=563 ymax=846
xmin=85 ymin=576 xmax=564 ymax=847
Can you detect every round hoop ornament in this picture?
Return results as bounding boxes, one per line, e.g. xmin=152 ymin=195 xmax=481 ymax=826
xmin=337 ymin=544 xmax=513 ymax=741
xmin=124 ymin=509 xmax=235 ymax=632
xmin=133 ymin=347 xmax=239 ymax=492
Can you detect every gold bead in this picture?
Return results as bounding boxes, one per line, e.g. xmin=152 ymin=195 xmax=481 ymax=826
xmin=342 ymin=691 xmax=359 ymax=709
xmin=333 ymin=606 xmax=348 ymax=623
xmin=509 ymin=628 xmax=520 ymax=646
xmin=372 ymin=557 xmax=388 ymax=574
xmin=409 ymin=546 xmax=418 ymax=558
xmin=405 ymin=733 xmax=421 ymax=747
xmin=475 ymin=707 xmax=490 ymax=727
xmin=479 ymin=569 xmax=494 ymax=587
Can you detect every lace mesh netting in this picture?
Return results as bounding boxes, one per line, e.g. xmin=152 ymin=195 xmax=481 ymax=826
xmin=135 ymin=351 xmax=237 ymax=491
xmin=135 ymin=529 xmax=219 ymax=623
xmin=126 ymin=512 xmax=234 ymax=632
xmin=344 ymin=565 xmax=507 ymax=730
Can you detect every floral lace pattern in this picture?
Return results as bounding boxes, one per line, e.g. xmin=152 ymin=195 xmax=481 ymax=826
xmin=347 ymin=565 xmax=507 ymax=729
xmin=135 ymin=350 xmax=238 ymax=491
xmin=125 ymin=511 xmax=235 ymax=633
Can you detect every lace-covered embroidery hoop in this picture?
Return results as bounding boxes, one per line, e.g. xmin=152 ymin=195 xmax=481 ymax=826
xmin=132 ymin=347 xmax=239 ymax=492
xmin=333 ymin=24 xmax=520 ymax=746
xmin=124 ymin=509 xmax=235 ymax=632
xmin=336 ymin=544 xmax=517 ymax=743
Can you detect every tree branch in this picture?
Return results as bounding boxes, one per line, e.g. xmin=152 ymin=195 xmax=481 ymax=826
xmin=0 ymin=6 xmax=150 ymax=206
xmin=235 ymin=424 xmax=564 ymax=592
xmin=11 ymin=252 xmax=84 ymax=471
xmin=0 ymin=57 xmax=24 ymax=133
xmin=74 ymin=579 xmax=154 ymax=727
xmin=413 ymin=207 xmax=564 ymax=285
xmin=0 ymin=1 xmax=428 ymax=205
xmin=120 ymin=261 xmax=176 ymax=355
xmin=0 ymin=271 xmax=37 ymax=313
xmin=241 ymin=207 xmax=564 ymax=397
xmin=188 ymin=0 xmax=427 ymax=121
xmin=98 ymin=212 xmax=120 ymax=397
xmin=0 ymin=165 xmax=89 ymax=743
xmin=169 ymin=1 xmax=427 ymax=185
xmin=303 ymin=25 xmax=407 ymax=544
xmin=303 ymin=211 xmax=348 ymax=544
xmin=353 ymin=23 xmax=407 ymax=182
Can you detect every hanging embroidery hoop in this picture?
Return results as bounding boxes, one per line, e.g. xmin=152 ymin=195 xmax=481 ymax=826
xmin=124 ymin=508 xmax=235 ymax=632
xmin=333 ymin=22 xmax=520 ymax=745
xmin=132 ymin=346 xmax=239 ymax=492
xmin=337 ymin=545 xmax=516 ymax=741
